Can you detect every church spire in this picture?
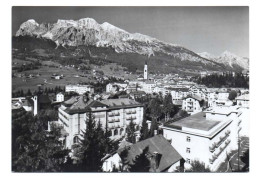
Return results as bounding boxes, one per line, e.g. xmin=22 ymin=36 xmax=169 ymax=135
xmin=144 ymin=61 xmax=148 ymax=80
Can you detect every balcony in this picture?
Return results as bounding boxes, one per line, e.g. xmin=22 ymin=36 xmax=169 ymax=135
xmin=108 ymin=112 xmax=120 ymax=117
xmin=216 ymin=132 xmax=230 ymax=147
xmin=238 ymin=120 xmax=242 ymax=126
xmin=126 ymin=110 xmax=136 ymax=114
xmin=108 ymin=118 xmax=120 ymax=123
xmin=126 ymin=116 xmax=137 ymax=120
xmin=108 ymin=113 xmax=114 ymax=117
xmin=225 ymin=130 xmax=231 ymax=135
xmin=209 ymin=142 xmax=217 ymax=152
xmin=114 ymin=112 xmax=120 ymax=116
xmin=209 ymin=155 xmax=217 ymax=164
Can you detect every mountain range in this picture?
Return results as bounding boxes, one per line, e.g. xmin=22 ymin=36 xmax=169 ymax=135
xmin=14 ymin=18 xmax=249 ymax=73
xmin=198 ymin=51 xmax=249 ymax=71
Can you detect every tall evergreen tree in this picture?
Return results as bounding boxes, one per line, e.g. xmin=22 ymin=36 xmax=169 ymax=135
xmin=149 ymin=119 xmax=158 ymax=137
xmin=163 ymin=94 xmax=175 ymax=122
xmin=148 ymin=98 xmax=162 ymax=122
xmin=140 ymin=114 xmax=149 ymax=141
xmin=126 ymin=119 xmax=136 ymax=144
xmin=76 ymin=112 xmax=106 ymax=172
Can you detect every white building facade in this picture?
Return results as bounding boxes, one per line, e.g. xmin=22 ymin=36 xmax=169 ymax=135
xmin=161 ymin=105 xmax=244 ymax=171
xmin=65 ymin=84 xmax=94 ymax=95
xmin=182 ymin=96 xmax=203 ymax=115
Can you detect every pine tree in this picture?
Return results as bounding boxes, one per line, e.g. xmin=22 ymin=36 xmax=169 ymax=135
xmin=163 ymin=94 xmax=174 ymax=122
xmin=76 ymin=112 xmax=106 ymax=172
xmin=185 ymin=160 xmax=210 ymax=172
xmin=140 ymin=114 xmax=149 ymax=141
xmin=149 ymin=119 xmax=158 ymax=137
xmin=12 ymin=112 xmax=70 ymax=172
xmin=148 ymin=98 xmax=162 ymax=122
xmin=128 ymin=146 xmax=150 ymax=172
xmin=27 ymin=89 xmax=32 ymax=96
xmin=126 ymin=119 xmax=136 ymax=144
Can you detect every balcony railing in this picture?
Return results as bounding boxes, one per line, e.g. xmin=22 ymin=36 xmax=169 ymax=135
xmin=126 ymin=110 xmax=136 ymax=114
xmin=209 ymin=155 xmax=218 ymax=164
xmin=108 ymin=118 xmax=120 ymax=123
xmin=126 ymin=116 xmax=137 ymax=120
xmin=114 ymin=112 xmax=120 ymax=116
xmin=225 ymin=130 xmax=231 ymax=135
xmin=216 ymin=132 xmax=230 ymax=147
xmin=209 ymin=142 xmax=217 ymax=152
xmin=108 ymin=112 xmax=120 ymax=117
xmin=238 ymin=120 xmax=242 ymax=126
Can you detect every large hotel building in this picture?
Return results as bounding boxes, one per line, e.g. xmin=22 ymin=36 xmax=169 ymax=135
xmin=58 ymin=96 xmax=143 ymax=149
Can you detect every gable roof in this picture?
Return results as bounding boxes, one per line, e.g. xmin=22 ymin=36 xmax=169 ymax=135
xmin=118 ymin=135 xmax=183 ymax=172
xmin=100 ymin=98 xmax=143 ymax=109
xmin=167 ymin=87 xmax=189 ymax=92
xmin=64 ymin=96 xmax=92 ymax=114
xmin=88 ymin=100 xmax=108 ymax=108
xmin=185 ymin=95 xmax=203 ymax=101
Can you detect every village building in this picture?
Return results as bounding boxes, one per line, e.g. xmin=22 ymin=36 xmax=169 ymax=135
xmin=236 ymin=94 xmax=249 ymax=108
xmin=182 ymin=95 xmax=204 ymax=115
xmin=169 ymin=88 xmax=190 ymax=103
xmin=65 ymin=84 xmax=94 ymax=95
xmin=56 ymin=92 xmax=64 ymax=102
xmin=106 ymin=83 xmax=128 ymax=93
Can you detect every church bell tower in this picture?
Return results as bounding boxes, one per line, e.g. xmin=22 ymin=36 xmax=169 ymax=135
xmin=144 ymin=61 xmax=148 ymax=80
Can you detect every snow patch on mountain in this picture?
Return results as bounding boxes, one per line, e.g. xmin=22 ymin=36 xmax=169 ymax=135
xmin=198 ymin=51 xmax=249 ymax=70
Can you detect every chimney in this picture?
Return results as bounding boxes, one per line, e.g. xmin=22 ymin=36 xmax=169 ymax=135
xmin=154 ymin=130 xmax=158 ymax=136
xmin=151 ymin=152 xmax=161 ymax=172
xmin=83 ymin=95 xmax=88 ymax=103
xmin=136 ymin=135 xmax=140 ymax=142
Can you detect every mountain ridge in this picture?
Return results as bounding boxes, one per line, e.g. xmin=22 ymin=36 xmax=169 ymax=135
xmin=14 ymin=17 xmax=247 ymax=73
xmin=198 ymin=51 xmax=249 ymax=70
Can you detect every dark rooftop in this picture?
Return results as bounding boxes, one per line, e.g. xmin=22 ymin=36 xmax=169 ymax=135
xmin=118 ymin=135 xmax=183 ymax=172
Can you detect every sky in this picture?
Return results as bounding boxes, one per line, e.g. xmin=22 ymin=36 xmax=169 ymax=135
xmin=12 ymin=6 xmax=249 ymax=57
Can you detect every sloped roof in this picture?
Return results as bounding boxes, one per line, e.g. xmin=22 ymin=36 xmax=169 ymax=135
xmin=118 ymin=135 xmax=183 ymax=172
xmin=185 ymin=95 xmax=203 ymax=101
xmin=64 ymin=96 xmax=92 ymax=114
xmin=88 ymin=100 xmax=108 ymax=108
xmin=167 ymin=87 xmax=189 ymax=92
xmin=118 ymin=140 xmax=133 ymax=151
xmin=100 ymin=98 xmax=142 ymax=109
xmin=130 ymin=91 xmax=146 ymax=95
xmin=63 ymin=96 xmax=79 ymax=106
